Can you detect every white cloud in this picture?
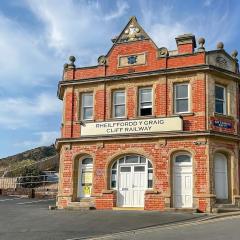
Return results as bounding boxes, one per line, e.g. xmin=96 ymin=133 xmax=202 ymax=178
xmin=149 ymin=23 xmax=188 ymax=49
xmin=0 ymin=93 xmax=61 ymax=129
xmin=104 ymin=1 xmax=129 ymax=21
xmin=139 ymin=1 xmax=237 ymax=51
xmin=24 ymin=0 xmax=128 ymax=65
xmin=0 ymin=14 xmax=59 ymax=89
xmin=0 ymin=0 xmax=130 ymax=90
xmin=19 ymin=131 xmax=59 ymax=148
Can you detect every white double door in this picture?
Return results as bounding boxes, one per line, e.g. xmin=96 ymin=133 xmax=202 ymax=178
xmin=173 ymin=165 xmax=193 ymax=208
xmin=118 ymin=165 xmax=146 ymax=207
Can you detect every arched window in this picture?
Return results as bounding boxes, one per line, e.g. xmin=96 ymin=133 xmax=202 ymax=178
xmin=110 ymin=155 xmax=153 ymax=189
xmin=174 ymin=152 xmax=192 ymax=165
xmin=82 ymin=158 xmax=93 ymax=165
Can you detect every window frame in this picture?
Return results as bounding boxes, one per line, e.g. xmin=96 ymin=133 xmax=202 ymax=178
xmin=112 ymin=89 xmax=126 ymax=119
xmin=138 ymin=87 xmax=153 ymax=116
xmin=174 ymin=83 xmax=190 ymax=114
xmin=81 ymin=92 xmax=94 ymax=121
xmin=215 ymin=84 xmax=226 ymax=115
xmin=174 ymin=152 xmax=192 ymax=166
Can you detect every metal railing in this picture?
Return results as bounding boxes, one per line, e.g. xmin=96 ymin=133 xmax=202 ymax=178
xmin=0 ymin=175 xmax=58 ymax=198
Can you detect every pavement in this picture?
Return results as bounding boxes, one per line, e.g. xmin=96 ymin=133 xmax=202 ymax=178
xmin=92 ymin=214 xmax=240 ymax=240
xmin=0 ymin=195 xmax=208 ymax=240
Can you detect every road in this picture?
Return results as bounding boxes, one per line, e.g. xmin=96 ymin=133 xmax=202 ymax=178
xmin=96 ymin=215 xmax=240 ymax=240
xmin=0 ymin=195 xmax=205 ymax=240
xmin=1 ymin=195 xmax=240 ymax=240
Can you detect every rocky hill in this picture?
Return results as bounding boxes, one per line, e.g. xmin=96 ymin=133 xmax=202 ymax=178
xmin=0 ymin=145 xmax=59 ymax=176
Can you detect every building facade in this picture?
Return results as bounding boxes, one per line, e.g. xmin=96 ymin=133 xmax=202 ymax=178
xmin=56 ymin=17 xmax=240 ymax=212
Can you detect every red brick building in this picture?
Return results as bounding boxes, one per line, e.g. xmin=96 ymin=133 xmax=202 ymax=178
xmin=56 ymin=16 xmax=240 ymax=212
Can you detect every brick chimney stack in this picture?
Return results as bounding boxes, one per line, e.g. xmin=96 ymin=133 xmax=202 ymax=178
xmin=175 ymin=34 xmax=196 ymax=54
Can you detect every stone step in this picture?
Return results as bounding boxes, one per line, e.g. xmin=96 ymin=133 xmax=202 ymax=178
xmin=215 ymin=204 xmax=236 ymax=208
xmin=165 ymin=208 xmax=198 ymax=213
xmin=212 ymin=207 xmax=240 ymax=213
xmin=67 ymin=200 xmax=95 ymax=210
xmin=79 ymin=197 xmax=93 ymax=202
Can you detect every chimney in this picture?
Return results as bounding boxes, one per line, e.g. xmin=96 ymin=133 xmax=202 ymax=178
xmin=175 ymin=34 xmax=196 ymax=54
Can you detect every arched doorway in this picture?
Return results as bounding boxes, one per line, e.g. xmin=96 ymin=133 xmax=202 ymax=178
xmin=110 ymin=155 xmax=153 ymax=207
xmin=173 ymin=152 xmax=193 ymax=208
xmin=214 ymin=153 xmax=228 ymax=200
xmin=77 ymin=157 xmax=93 ymax=198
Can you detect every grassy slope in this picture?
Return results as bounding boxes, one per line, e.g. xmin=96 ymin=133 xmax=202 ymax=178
xmin=0 ymin=145 xmax=57 ymax=175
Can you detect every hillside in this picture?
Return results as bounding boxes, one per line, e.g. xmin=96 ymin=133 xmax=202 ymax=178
xmin=0 ymin=145 xmax=59 ymax=176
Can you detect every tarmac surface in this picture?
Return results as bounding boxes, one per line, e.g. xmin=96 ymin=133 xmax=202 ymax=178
xmin=0 ymin=195 xmax=207 ymax=240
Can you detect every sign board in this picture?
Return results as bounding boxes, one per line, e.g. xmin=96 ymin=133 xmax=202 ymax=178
xmin=81 ymin=117 xmax=182 ymax=137
xmin=213 ymin=120 xmax=232 ymax=129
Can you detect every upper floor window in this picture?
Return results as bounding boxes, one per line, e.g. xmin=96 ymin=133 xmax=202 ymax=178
xmin=139 ymin=87 xmax=152 ymax=116
xmin=174 ymin=83 xmax=189 ymax=113
xmin=113 ymin=90 xmax=125 ymax=118
xmin=215 ymin=84 xmax=226 ymax=115
xmin=81 ymin=92 xmax=93 ymax=120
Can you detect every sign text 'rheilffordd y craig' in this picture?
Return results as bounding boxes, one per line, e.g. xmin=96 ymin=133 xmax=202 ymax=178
xmin=81 ymin=117 xmax=182 ymax=136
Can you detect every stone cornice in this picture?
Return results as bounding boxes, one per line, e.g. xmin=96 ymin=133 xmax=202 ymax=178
xmin=57 ymin=64 xmax=240 ymax=99
xmin=55 ymin=130 xmax=240 ymax=150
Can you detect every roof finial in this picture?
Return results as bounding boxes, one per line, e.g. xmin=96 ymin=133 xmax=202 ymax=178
xmin=68 ymin=56 xmax=76 ymax=68
xmin=217 ymin=42 xmax=224 ymax=50
xmin=130 ymin=16 xmax=137 ymax=21
xmin=231 ymin=50 xmax=238 ymax=60
xmin=198 ymin=37 xmax=205 ymax=52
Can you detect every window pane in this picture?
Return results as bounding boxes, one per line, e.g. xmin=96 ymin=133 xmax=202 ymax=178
xmin=140 ymin=88 xmax=152 ymax=102
xmin=141 ymin=102 xmax=152 ymax=108
xmin=82 ymin=93 xmax=93 ymax=106
xmin=140 ymin=157 xmax=146 ymax=163
xmin=82 ymin=158 xmax=93 ymax=165
xmin=215 ymin=100 xmax=224 ymax=114
xmin=176 ymin=99 xmax=188 ymax=112
xmin=83 ymin=107 xmax=93 ymax=119
xmin=115 ymin=105 xmax=125 ymax=117
xmin=114 ymin=91 xmax=125 ymax=104
xmin=140 ymin=108 xmax=152 ymax=116
xmin=175 ymin=155 xmax=191 ymax=163
xmin=120 ymin=167 xmax=131 ymax=172
xmin=148 ymin=161 xmax=153 ymax=168
xmin=125 ymin=156 xmax=139 ymax=163
xmin=119 ymin=158 xmax=124 ymax=164
xmin=148 ymin=180 xmax=153 ymax=188
xmin=112 ymin=162 xmax=117 ymax=169
xmin=215 ymin=85 xmax=224 ymax=100
xmin=134 ymin=166 xmax=145 ymax=172
xmin=111 ymin=181 xmax=116 ymax=188
xmin=176 ymin=84 xmax=188 ymax=98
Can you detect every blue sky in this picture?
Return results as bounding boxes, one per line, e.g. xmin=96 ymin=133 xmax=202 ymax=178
xmin=0 ymin=0 xmax=240 ymax=158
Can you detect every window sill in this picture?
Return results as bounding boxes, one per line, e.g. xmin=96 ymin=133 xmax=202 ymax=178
xmin=213 ymin=113 xmax=235 ymax=120
xmin=172 ymin=112 xmax=194 ymax=117
xmin=75 ymin=120 xmax=94 ymax=125
xmin=137 ymin=115 xmax=155 ymax=119
xmin=108 ymin=117 xmax=128 ymax=121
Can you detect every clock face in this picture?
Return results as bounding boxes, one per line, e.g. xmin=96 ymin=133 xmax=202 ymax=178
xmin=127 ymin=55 xmax=138 ymax=64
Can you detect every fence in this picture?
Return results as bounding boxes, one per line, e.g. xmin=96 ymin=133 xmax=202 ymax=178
xmin=0 ymin=174 xmax=58 ymax=198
